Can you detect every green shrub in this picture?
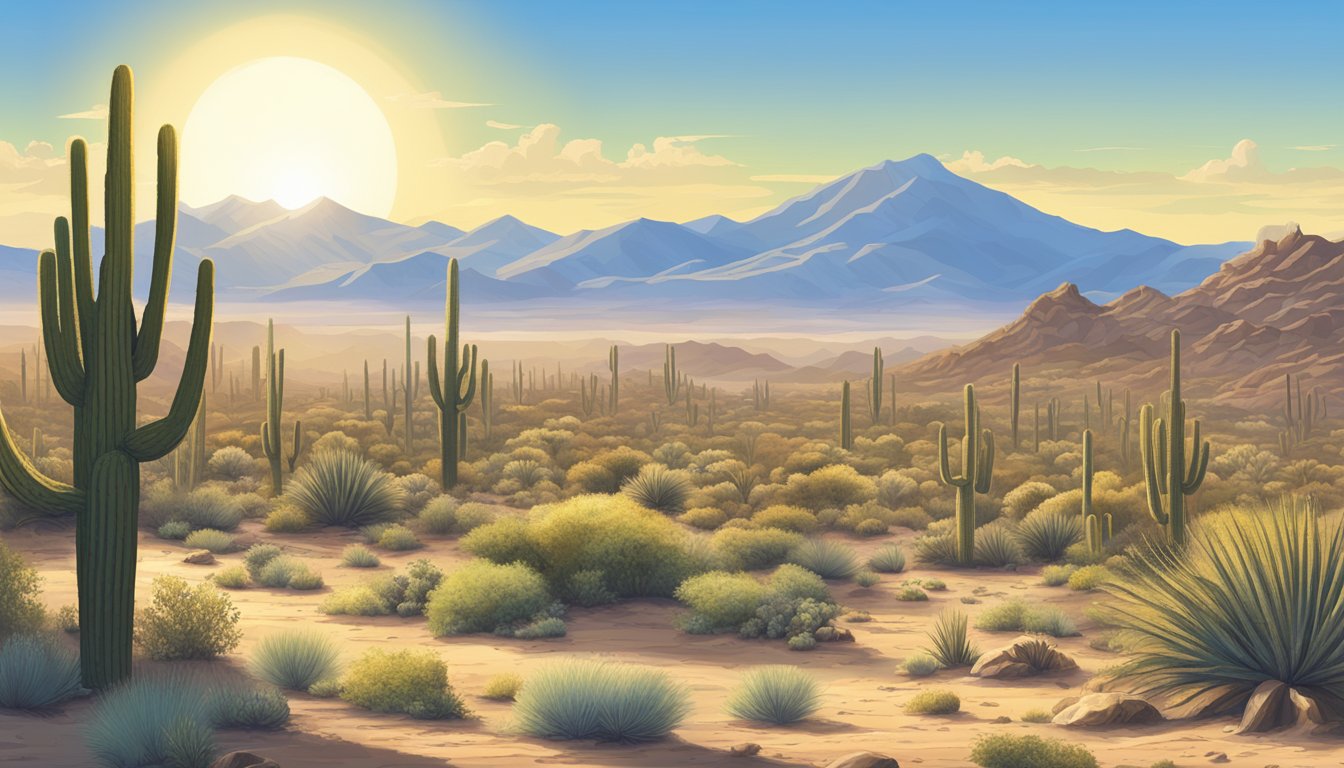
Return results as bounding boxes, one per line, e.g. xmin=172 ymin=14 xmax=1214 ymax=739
xmin=256 ymin=555 xmax=322 ymax=590
xmin=922 ymin=577 xmax=947 ymax=591
xmin=1001 ymin=481 xmax=1059 ymax=520
xmin=896 ymin=584 xmax=928 ymax=601
xmin=212 ymin=565 xmax=248 ymax=589
xmin=712 ymin=527 xmax=804 ymax=571
xmin=868 ymin=543 xmax=907 ymax=573
xmin=482 ymin=672 xmax=524 ymax=701
xmin=208 ymin=446 xmax=256 ymax=481
xmin=854 ymin=569 xmax=880 ymax=588
xmin=264 ymin=504 xmax=309 ymax=533
xmin=55 ymin=605 xmax=78 ymax=633
xmin=513 ymin=660 xmax=689 ymax=742
xmin=779 ymin=464 xmax=876 ymax=510
xmin=157 ymin=520 xmax=191 ymax=540
xmin=787 ymin=538 xmax=860 ymax=579
xmin=970 ymin=734 xmax=1098 ymax=768
xmin=164 ymin=716 xmax=215 ymax=768
xmin=564 ymin=569 xmax=616 ymax=607
xmin=903 ymin=652 xmax=940 ymax=676
xmin=134 ymin=576 xmax=241 ymax=660
xmin=0 ymin=634 xmax=83 ymax=709
xmin=1020 ymin=708 xmax=1052 ymax=723
xmin=853 ymin=518 xmax=888 ymax=537
xmin=242 ymin=543 xmax=282 ymax=579
xmin=751 ymin=505 xmax=820 ymax=533
xmin=768 ymin=564 xmax=830 ymax=601
xmin=178 ymin=487 xmax=244 ymax=531
xmin=1023 ymin=608 xmax=1078 ymax=637
xmin=452 ymin=502 xmax=498 ymax=533
xmin=319 ymin=585 xmax=389 ymax=616
xmin=974 ymin=522 xmax=1024 ymax=567
xmin=904 ymin=689 xmax=960 ymax=714
xmin=678 ymin=506 xmax=728 ymax=530
xmin=927 ymin=609 xmax=979 ymax=668
xmin=341 ymin=544 xmax=381 ymax=568
xmin=251 ymin=630 xmax=340 ymax=691
xmin=0 ymin=541 xmax=45 ymax=640
xmin=211 ymin=684 xmax=289 ymax=730
xmin=285 ymin=449 xmax=403 ymax=527
xmin=1016 ymin=509 xmax=1083 ymax=561
xmin=975 ymin=599 xmax=1078 ymax=637
xmin=514 ymin=617 xmax=567 ymax=639
xmin=676 ymin=572 xmax=769 ymax=632
xmin=426 ymin=560 xmax=551 ymax=636
xmin=86 ymin=673 xmax=214 ymax=768
xmin=417 ymin=495 xmax=460 ymax=534
xmin=1068 ymin=564 xmax=1112 ymax=591
xmin=914 ymin=531 xmax=960 ymax=566
xmin=376 ymin=524 xmax=422 ymax=551
xmin=741 ymin=596 xmax=840 ymax=644
xmin=726 ymin=665 xmax=820 ymax=724
xmin=341 ymin=649 xmax=467 ymax=719
xmin=621 ymin=464 xmax=692 ymax=514
xmin=183 ymin=528 xmax=236 ymax=554
xmin=1040 ymin=564 xmax=1077 ymax=586
xmin=307 ymin=678 xmax=342 ymax=698
xmin=395 ymin=473 xmax=439 ymax=515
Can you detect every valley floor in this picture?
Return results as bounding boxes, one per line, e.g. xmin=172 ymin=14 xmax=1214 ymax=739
xmin=1 ymin=520 xmax=1336 ymax=768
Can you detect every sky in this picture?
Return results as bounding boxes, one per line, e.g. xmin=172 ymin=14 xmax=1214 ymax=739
xmin=2 ymin=0 xmax=1343 ymax=247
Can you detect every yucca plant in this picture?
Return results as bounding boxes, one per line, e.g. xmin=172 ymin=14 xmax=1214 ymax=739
xmin=1015 ymin=508 xmax=1083 ymax=562
xmin=0 ymin=634 xmax=84 ymax=709
xmin=867 ymin=543 xmax=907 ymax=573
xmin=788 ymin=538 xmax=860 ymax=580
xmin=1101 ymin=497 xmax=1344 ymax=730
xmin=620 ymin=464 xmax=691 ymax=514
xmin=250 ymin=630 xmax=340 ymax=691
xmin=725 ymin=665 xmax=821 ymax=725
xmin=513 ymin=660 xmax=690 ymax=742
xmin=86 ymin=672 xmax=213 ymax=768
xmin=927 ymin=609 xmax=980 ymax=668
xmin=284 ymin=449 xmax=403 ymax=527
xmin=973 ymin=522 xmax=1024 ymax=567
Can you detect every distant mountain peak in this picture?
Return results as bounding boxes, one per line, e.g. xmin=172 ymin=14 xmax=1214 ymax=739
xmin=1025 ymin=282 xmax=1097 ymax=316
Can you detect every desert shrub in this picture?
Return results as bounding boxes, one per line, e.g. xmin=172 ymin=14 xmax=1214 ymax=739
xmin=341 ymin=544 xmax=381 ymax=568
xmin=903 ymin=652 xmax=940 ymax=676
xmin=319 ymin=585 xmax=389 ymax=616
xmin=868 ymin=543 xmax=907 ymax=573
xmin=853 ymin=518 xmax=888 ymax=537
xmin=426 ymin=560 xmax=551 ymax=636
xmin=207 ymin=447 xmax=255 ymax=481
xmin=788 ymin=538 xmax=860 ymax=579
xmin=376 ymin=524 xmax=422 ymax=551
xmin=242 ymin=543 xmax=282 ymax=579
xmin=975 ymin=522 xmax=1024 ymax=567
xmin=395 ymin=473 xmax=438 ymax=514
xmin=905 ymin=689 xmax=960 ymax=714
xmin=164 ymin=716 xmax=215 ymax=768
xmin=913 ymin=520 xmax=960 ymax=565
xmin=307 ymin=678 xmax=342 ymax=698
xmin=134 ymin=576 xmax=241 ymax=660
xmin=211 ymin=684 xmax=290 ymax=730
xmin=341 ymin=649 xmax=467 ymax=719
xmin=975 ymin=599 xmax=1078 ymax=637
xmin=854 ymin=569 xmax=880 ymax=587
xmin=483 ymin=673 xmax=524 ymax=701
xmin=257 ymin=555 xmax=323 ymax=590
xmin=311 ymin=430 xmax=360 ymax=456
xmin=263 ymin=504 xmax=309 ymax=533
xmin=678 ymin=506 xmax=728 ymax=530
xmin=464 ymin=494 xmax=698 ymax=598
xmin=157 ymin=520 xmax=191 ymax=541
xmin=779 ymin=464 xmax=876 ymax=510
xmin=452 ymin=502 xmax=497 ymax=533
xmin=1002 ymin=481 xmax=1059 ymax=520
xmin=677 ymin=565 xmax=829 ymax=638
xmin=564 ymin=569 xmax=616 ymax=607
xmin=875 ymin=470 xmax=919 ymax=508
xmin=621 ymin=464 xmax=692 ymax=514
xmin=923 ymin=577 xmax=947 ymax=590
xmin=0 ymin=541 xmax=45 ymax=639
xmin=712 ymin=527 xmax=804 ymax=571
xmin=212 ymin=565 xmax=248 ymax=589
xmin=752 ymin=504 xmax=820 ymax=533
xmin=55 ymin=605 xmax=78 ymax=633
xmin=233 ymin=492 xmax=270 ymax=519
xmin=285 ymin=449 xmax=403 ymax=527
xmin=741 ymin=595 xmax=841 ymax=646
xmin=1020 ymin=708 xmax=1053 ymax=723
xmin=86 ymin=673 xmax=214 ymax=768
xmin=251 ymin=630 xmax=340 ymax=691
xmin=726 ymin=665 xmax=820 ymax=724
xmin=178 ymin=487 xmax=244 ymax=531
xmin=1040 ymin=564 xmax=1077 ymax=586
xmin=566 ymin=446 xmax=651 ymax=493
xmin=1016 ymin=508 xmax=1083 ymax=561
xmin=417 ymin=495 xmax=460 ymax=534
xmin=374 ymin=558 xmax=445 ymax=617
xmin=1068 ymin=564 xmax=1112 ymax=591
xmin=896 ymin=584 xmax=928 ymax=601
xmin=513 ymin=660 xmax=689 ymax=742
xmin=183 ymin=528 xmax=236 ymax=554
xmin=0 ymin=634 xmax=83 ymax=710
xmin=927 ymin=609 xmax=979 ymax=668
xmin=514 ymin=617 xmax=567 ymax=639
xmin=676 ymin=572 xmax=770 ymax=632
xmin=970 ymin=734 xmax=1098 ymax=768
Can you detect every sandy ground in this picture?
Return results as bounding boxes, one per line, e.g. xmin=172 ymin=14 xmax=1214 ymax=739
xmin=1 ymin=519 xmax=1339 ymax=768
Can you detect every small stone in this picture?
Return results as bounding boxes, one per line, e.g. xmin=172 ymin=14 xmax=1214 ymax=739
xmin=729 ymin=743 xmax=761 ymax=757
xmin=183 ymin=550 xmax=215 ymax=565
xmin=1208 ymin=753 xmax=1229 ymax=764
xmin=209 ymin=752 xmax=280 ymax=768
xmin=991 ymin=715 xmax=1011 ymax=724
xmin=823 ymin=752 xmax=900 ymax=768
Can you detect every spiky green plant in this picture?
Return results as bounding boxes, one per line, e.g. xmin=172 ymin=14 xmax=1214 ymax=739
xmin=621 ymin=464 xmax=691 ymax=514
xmin=725 ymin=665 xmax=821 ymax=725
xmin=839 ymin=380 xmax=853 ymax=449
xmin=926 ymin=609 xmax=979 ymax=668
xmin=86 ymin=672 xmax=214 ymax=768
xmin=937 ymin=384 xmax=995 ymax=565
xmin=513 ymin=660 xmax=690 ymax=742
xmin=427 ymin=259 xmax=478 ymax=489
xmin=284 ymin=449 xmax=403 ymax=527
xmin=0 ymin=67 xmax=214 ymax=689
xmin=0 ymin=634 xmax=84 ymax=710
xmin=1101 ymin=497 xmax=1344 ymax=722
xmin=251 ymin=630 xmax=340 ymax=692
xmin=788 ymin=538 xmax=860 ymax=580
xmin=866 ymin=347 xmax=883 ymax=425
xmin=1016 ymin=508 xmax=1082 ymax=562
xmin=868 ymin=543 xmax=907 ymax=573
xmin=1140 ymin=329 xmax=1210 ymax=545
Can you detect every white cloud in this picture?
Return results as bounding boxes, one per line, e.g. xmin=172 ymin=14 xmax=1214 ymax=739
xmin=622 ymin=136 xmax=738 ymax=169
xmin=945 ymin=150 xmax=1033 ymax=174
xmin=1292 ymin=144 xmax=1336 ymax=152
xmin=386 ymin=91 xmax=491 ymax=109
xmin=485 ymin=120 xmax=521 ymax=130
xmin=58 ymin=104 xmax=108 ymax=120
xmin=750 ymin=173 xmax=839 ymax=184
xmin=1180 ymin=139 xmax=1263 ymax=182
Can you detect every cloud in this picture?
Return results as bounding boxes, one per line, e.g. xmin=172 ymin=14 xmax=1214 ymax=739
xmin=1292 ymin=144 xmax=1336 ymax=152
xmin=485 ymin=120 xmax=521 ymax=130
xmin=1180 ymin=139 xmax=1263 ymax=182
xmin=945 ymin=150 xmax=1033 ymax=174
xmin=750 ymin=173 xmax=840 ymax=184
xmin=0 ymin=139 xmax=107 ymax=247
xmin=1074 ymin=146 xmax=1145 ymax=153
xmin=623 ymin=136 xmax=738 ymax=169
xmin=386 ymin=91 xmax=491 ymax=109
xmin=58 ymin=104 xmax=108 ymax=120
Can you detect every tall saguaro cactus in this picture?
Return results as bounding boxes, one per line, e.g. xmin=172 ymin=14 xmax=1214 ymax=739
xmin=937 ymin=384 xmax=995 ymax=566
xmin=839 ymin=381 xmax=853 ymax=449
xmin=1140 ymin=330 xmax=1210 ymax=545
xmin=259 ymin=320 xmax=300 ymax=494
xmin=0 ymin=66 xmax=214 ymax=689
xmin=428 ymin=259 xmax=478 ymax=489
xmin=1081 ymin=429 xmax=1110 ymax=555
xmin=866 ymin=347 xmax=883 ymax=425
xmin=1010 ymin=363 xmax=1021 ymax=450
xmin=480 ymin=359 xmax=494 ymax=444
xmin=663 ymin=345 xmax=680 ymax=405
xmin=608 ymin=345 xmax=620 ymax=415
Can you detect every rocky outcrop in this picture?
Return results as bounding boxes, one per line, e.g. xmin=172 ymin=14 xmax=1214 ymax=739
xmin=971 ymin=635 xmax=1078 ymax=679
xmin=1233 ymin=681 xmax=1334 ymax=735
xmin=823 ymin=753 xmax=900 ymax=768
xmin=1053 ymin=693 xmax=1163 ymax=727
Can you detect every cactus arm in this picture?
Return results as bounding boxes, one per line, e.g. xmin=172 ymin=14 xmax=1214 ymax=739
xmin=936 ymin=423 xmax=969 ymax=487
xmin=426 ymin=335 xmax=446 ymax=410
xmin=1140 ymin=404 xmax=1169 ymax=526
xmin=975 ymin=428 xmax=995 ymax=494
xmin=123 ymin=261 xmax=214 ymax=462
xmin=0 ymin=409 xmax=84 ymax=514
xmin=67 ymin=139 xmax=95 ymax=355
xmin=1184 ymin=434 xmax=1210 ymax=493
xmin=38 ymin=249 xmax=86 ymax=406
xmin=132 ymin=125 xmax=178 ymax=382
xmin=455 ymin=343 xmax=477 ymax=412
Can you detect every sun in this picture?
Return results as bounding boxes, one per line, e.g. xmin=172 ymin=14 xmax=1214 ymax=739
xmin=181 ymin=57 xmax=398 ymax=216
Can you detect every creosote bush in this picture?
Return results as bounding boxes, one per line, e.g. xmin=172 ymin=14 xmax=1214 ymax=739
xmin=134 ymin=576 xmax=242 ymax=661
xmin=426 ymin=560 xmax=552 ymax=636
xmin=0 ymin=541 xmax=45 ymax=640
xmin=513 ymin=660 xmax=690 ymax=742
xmin=904 ymin=689 xmax=960 ymax=715
xmin=341 ymin=649 xmax=467 ymax=719
xmin=482 ymin=672 xmax=524 ymax=701
xmin=970 ymin=734 xmax=1098 ymax=768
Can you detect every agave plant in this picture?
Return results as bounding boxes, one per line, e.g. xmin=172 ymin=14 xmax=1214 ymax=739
xmin=788 ymin=538 xmax=860 ymax=580
xmin=620 ymin=464 xmax=692 ymax=514
xmin=1102 ymin=497 xmax=1344 ymax=731
xmin=973 ymin=522 xmax=1024 ymax=567
xmin=284 ymin=449 xmax=403 ymax=527
xmin=725 ymin=665 xmax=821 ymax=725
xmin=1015 ymin=508 xmax=1082 ymax=562
xmin=926 ymin=609 xmax=980 ymax=668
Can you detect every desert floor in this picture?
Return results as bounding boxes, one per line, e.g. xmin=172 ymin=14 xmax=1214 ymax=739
xmin=1 ymin=515 xmax=1338 ymax=768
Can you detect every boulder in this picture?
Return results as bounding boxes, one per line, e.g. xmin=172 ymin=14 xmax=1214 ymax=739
xmin=1052 ymin=693 xmax=1163 ymax=727
xmin=209 ymin=753 xmax=280 ymax=768
xmin=1234 ymin=681 xmax=1333 ymax=735
xmin=823 ymin=753 xmax=900 ymax=768
xmin=971 ymin=635 xmax=1078 ymax=679
xmin=183 ymin=550 xmax=216 ymax=565
xmin=729 ymin=743 xmax=761 ymax=757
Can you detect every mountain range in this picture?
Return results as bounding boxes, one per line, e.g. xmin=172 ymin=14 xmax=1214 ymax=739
xmin=0 ymin=155 xmax=1250 ymax=322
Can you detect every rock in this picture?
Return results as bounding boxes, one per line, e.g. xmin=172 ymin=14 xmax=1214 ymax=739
xmin=183 ymin=550 xmax=216 ymax=565
xmin=1206 ymin=753 xmax=1229 ymax=764
xmin=991 ymin=715 xmax=1012 ymax=724
xmin=1052 ymin=693 xmax=1164 ymax=727
xmin=209 ymin=752 xmax=280 ymax=768
xmin=729 ymin=743 xmax=761 ymax=757
xmin=1234 ymin=681 xmax=1334 ymax=735
xmin=815 ymin=626 xmax=855 ymax=643
xmin=971 ymin=635 xmax=1078 ymax=679
xmin=823 ymin=753 xmax=899 ymax=768
xmin=1052 ymin=695 xmax=1080 ymax=715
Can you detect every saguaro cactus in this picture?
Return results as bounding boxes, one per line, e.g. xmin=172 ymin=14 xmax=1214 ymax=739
xmin=1081 ymin=429 xmax=1110 ymax=555
xmin=480 ymin=359 xmax=494 ymax=444
xmin=866 ymin=347 xmax=883 ymax=425
xmin=937 ymin=384 xmax=995 ymax=566
xmin=580 ymin=373 xmax=599 ymax=418
xmin=259 ymin=320 xmax=300 ymax=493
xmin=663 ymin=345 xmax=680 ymax=405
xmin=250 ymin=345 xmax=261 ymax=401
xmin=402 ymin=317 xmax=415 ymax=454
xmin=428 ymin=259 xmax=478 ymax=489
xmin=608 ymin=345 xmax=620 ymax=414
xmin=1140 ymin=330 xmax=1210 ymax=545
xmin=0 ymin=66 xmax=214 ymax=689
xmin=839 ymin=381 xmax=853 ymax=449
xmin=1010 ymin=363 xmax=1021 ymax=450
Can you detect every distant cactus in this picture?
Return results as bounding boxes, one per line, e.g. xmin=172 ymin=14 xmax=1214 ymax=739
xmin=840 ymin=381 xmax=853 ymax=450
xmin=686 ymin=380 xmax=699 ymax=426
xmin=866 ymin=347 xmax=884 ymax=425
xmin=608 ymin=345 xmax=620 ymax=414
xmin=363 ymin=361 xmax=372 ymax=420
xmin=259 ymin=320 xmax=299 ymax=493
xmin=19 ymin=348 xmax=26 ymax=402
xmin=580 ymin=372 xmax=599 ymax=418
xmin=480 ymin=359 xmax=494 ymax=444
xmin=937 ymin=384 xmax=995 ymax=565
xmin=1033 ymin=402 xmax=1041 ymax=452
xmin=707 ymin=387 xmax=717 ymax=435
xmin=1010 ymin=363 xmax=1021 ymax=450
xmin=1117 ymin=389 xmax=1132 ymax=468
xmin=753 ymin=379 xmax=770 ymax=411
xmin=1280 ymin=373 xmax=1325 ymax=456
xmin=1140 ymin=330 xmax=1210 ymax=545
xmin=1081 ymin=429 xmax=1110 ymax=555
xmin=663 ymin=345 xmax=680 ymax=405
xmin=0 ymin=66 xmax=214 ymax=688
xmin=427 ymin=259 xmax=478 ymax=489
xmin=1047 ymin=397 xmax=1061 ymax=441
xmin=251 ymin=345 xmax=261 ymax=401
